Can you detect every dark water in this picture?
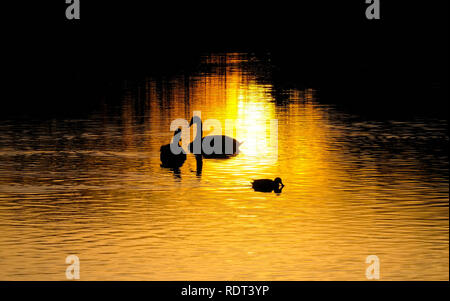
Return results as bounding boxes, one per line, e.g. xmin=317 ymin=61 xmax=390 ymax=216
xmin=0 ymin=53 xmax=448 ymax=280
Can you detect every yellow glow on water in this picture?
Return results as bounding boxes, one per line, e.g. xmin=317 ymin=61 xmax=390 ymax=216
xmin=181 ymin=55 xmax=279 ymax=164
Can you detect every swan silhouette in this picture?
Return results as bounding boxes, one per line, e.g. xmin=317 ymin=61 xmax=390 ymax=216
xmin=188 ymin=116 xmax=242 ymax=158
xmin=252 ymin=177 xmax=285 ymax=193
xmin=160 ymin=128 xmax=186 ymax=168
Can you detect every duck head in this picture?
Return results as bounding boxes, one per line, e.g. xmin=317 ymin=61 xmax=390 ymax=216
xmin=274 ymin=177 xmax=284 ymax=188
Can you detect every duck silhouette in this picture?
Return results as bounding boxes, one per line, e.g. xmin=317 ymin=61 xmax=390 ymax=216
xmin=252 ymin=177 xmax=285 ymax=193
xmin=160 ymin=128 xmax=186 ymax=168
xmin=188 ymin=116 xmax=242 ymax=158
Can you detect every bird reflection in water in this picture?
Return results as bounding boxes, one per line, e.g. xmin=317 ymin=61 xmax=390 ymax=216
xmin=195 ymin=154 xmax=203 ymax=177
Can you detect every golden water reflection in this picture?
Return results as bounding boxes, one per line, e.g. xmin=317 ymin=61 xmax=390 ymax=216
xmin=0 ymin=53 xmax=448 ymax=280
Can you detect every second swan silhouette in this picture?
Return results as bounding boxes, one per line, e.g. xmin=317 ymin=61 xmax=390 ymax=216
xmin=188 ymin=116 xmax=242 ymax=158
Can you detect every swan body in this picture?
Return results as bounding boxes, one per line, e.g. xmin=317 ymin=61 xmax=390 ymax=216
xmin=188 ymin=135 xmax=241 ymax=158
xmin=189 ymin=116 xmax=242 ymax=158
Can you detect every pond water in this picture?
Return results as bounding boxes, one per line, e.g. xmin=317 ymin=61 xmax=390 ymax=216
xmin=0 ymin=53 xmax=448 ymax=280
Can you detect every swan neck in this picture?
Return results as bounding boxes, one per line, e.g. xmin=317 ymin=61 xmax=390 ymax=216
xmin=194 ymin=120 xmax=203 ymax=141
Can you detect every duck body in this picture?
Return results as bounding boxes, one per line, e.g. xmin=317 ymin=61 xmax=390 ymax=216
xmin=160 ymin=128 xmax=186 ymax=168
xmin=252 ymin=177 xmax=284 ymax=192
